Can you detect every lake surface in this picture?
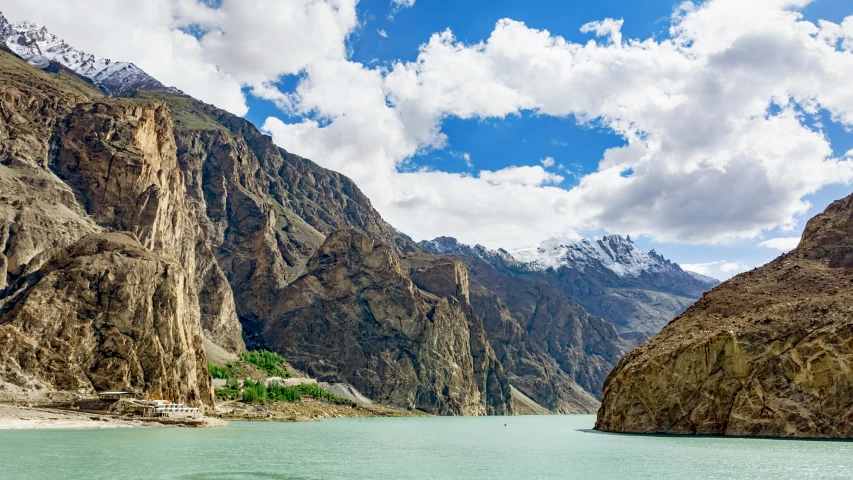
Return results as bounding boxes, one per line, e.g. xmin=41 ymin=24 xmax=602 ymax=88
xmin=2 ymin=415 xmax=853 ymax=479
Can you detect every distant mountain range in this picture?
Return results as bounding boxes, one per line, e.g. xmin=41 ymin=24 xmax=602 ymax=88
xmin=421 ymin=235 xmax=719 ymax=342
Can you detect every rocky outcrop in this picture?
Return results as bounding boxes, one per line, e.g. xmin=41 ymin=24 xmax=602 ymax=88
xmin=0 ymin=234 xmax=212 ymax=405
xmin=0 ymin=48 xmax=230 ymax=403
xmin=132 ymin=92 xmax=514 ymax=414
xmin=596 ymin=192 xmax=853 ymax=438
xmin=261 ymin=231 xmax=512 ymax=415
xmin=404 ymin=254 xmax=513 ymax=415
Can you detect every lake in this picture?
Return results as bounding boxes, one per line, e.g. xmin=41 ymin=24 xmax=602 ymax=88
xmin=2 ymin=415 xmax=853 ymax=479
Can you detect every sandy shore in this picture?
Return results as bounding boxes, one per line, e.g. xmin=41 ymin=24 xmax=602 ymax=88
xmin=0 ymin=404 xmax=230 ymax=430
xmin=0 ymin=404 xmax=161 ymax=430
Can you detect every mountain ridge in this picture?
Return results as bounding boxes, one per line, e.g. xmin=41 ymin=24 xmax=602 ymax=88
xmin=420 ymin=235 xmax=719 ymax=342
xmin=0 ymin=12 xmax=169 ymax=96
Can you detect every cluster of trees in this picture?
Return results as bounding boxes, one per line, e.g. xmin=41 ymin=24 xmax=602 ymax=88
xmin=208 ymin=350 xmax=353 ymax=406
xmin=241 ymin=380 xmax=354 ymax=406
xmin=207 ymin=349 xmax=289 ymax=381
xmin=240 ymin=350 xmax=289 ymax=378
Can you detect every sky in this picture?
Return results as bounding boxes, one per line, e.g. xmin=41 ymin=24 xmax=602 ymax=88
xmin=3 ymin=0 xmax=853 ymax=280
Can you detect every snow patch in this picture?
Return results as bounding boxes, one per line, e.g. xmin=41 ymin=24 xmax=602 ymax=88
xmin=0 ymin=14 xmax=165 ymax=95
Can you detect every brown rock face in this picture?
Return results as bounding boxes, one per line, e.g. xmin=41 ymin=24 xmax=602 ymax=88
xmin=463 ymin=258 xmax=621 ymax=413
xmin=143 ymin=93 xmax=514 ymax=414
xmin=263 ymin=231 xmax=511 ymax=415
xmin=0 ymin=49 xmax=234 ymax=403
xmin=596 ymin=192 xmax=853 ymax=438
xmin=0 ymin=233 xmax=212 ymax=405
xmin=404 ymin=254 xmax=512 ymax=415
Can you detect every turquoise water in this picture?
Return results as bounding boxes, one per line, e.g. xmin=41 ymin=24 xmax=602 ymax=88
xmin=2 ymin=415 xmax=853 ymax=479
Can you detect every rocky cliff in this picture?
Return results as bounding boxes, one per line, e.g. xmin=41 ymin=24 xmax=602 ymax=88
xmin=261 ymin=231 xmax=512 ymax=415
xmin=596 ymin=192 xmax=853 ymax=438
xmin=0 ymin=47 xmax=217 ymax=404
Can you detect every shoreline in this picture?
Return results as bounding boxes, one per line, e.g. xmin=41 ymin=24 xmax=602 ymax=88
xmin=0 ymin=404 xmax=228 ymax=431
xmin=0 ymin=396 xmax=420 ymax=431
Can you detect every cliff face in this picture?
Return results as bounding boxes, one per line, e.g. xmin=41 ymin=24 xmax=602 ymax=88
xmin=0 ymin=234 xmax=212 ymax=405
xmin=596 ymin=192 xmax=853 ymax=438
xmin=461 ymin=256 xmax=621 ymax=413
xmin=128 ymin=92 xmax=513 ymax=414
xmin=0 ymin=48 xmax=221 ymax=403
xmin=261 ymin=231 xmax=512 ymax=415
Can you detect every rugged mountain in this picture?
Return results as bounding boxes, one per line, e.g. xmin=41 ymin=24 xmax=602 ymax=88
xmin=0 ymin=46 xmax=215 ymax=404
xmin=419 ymin=238 xmax=627 ymax=412
xmin=0 ymin=26 xmax=516 ymax=413
xmin=0 ymin=13 xmax=644 ymax=415
xmin=596 ymin=191 xmax=853 ymax=438
xmin=261 ymin=232 xmax=512 ymax=415
xmin=462 ymin=256 xmax=622 ymax=412
xmin=422 ymin=235 xmax=718 ymax=342
xmin=0 ymin=13 xmax=166 ymax=96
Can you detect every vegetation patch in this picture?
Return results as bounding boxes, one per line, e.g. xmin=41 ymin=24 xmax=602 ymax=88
xmin=208 ymin=349 xmax=289 ymax=383
xmin=240 ymin=350 xmax=289 ymax=378
xmin=241 ymin=379 xmax=354 ymax=406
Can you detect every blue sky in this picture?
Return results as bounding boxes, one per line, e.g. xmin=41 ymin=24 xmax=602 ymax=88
xmin=8 ymin=0 xmax=853 ymax=280
xmin=237 ymin=0 xmax=853 ymax=279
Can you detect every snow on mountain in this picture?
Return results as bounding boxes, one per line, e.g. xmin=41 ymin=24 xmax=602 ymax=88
xmin=0 ymin=12 xmax=168 ymax=95
xmin=509 ymin=235 xmax=679 ymax=278
xmin=685 ymin=270 xmax=718 ymax=284
xmin=423 ymin=233 xmax=706 ymax=282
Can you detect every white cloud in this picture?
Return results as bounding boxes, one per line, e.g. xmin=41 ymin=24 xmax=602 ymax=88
xmin=392 ymin=0 xmax=416 ymax=8
xmin=378 ymin=29 xmax=388 ymax=38
xmin=1 ymin=0 xmax=359 ymax=116
xmin=11 ymin=0 xmax=853 ymax=250
xmin=758 ymin=236 xmax=801 ymax=251
xmin=719 ymin=262 xmax=747 ymax=273
xmin=265 ymin=0 xmax=853 ymax=247
xmin=479 ymin=165 xmax=564 ymax=187
xmin=580 ymin=18 xmax=624 ymax=46
xmin=681 ymin=261 xmax=722 ymax=276
xmin=541 ymin=156 xmax=555 ymax=167
xmin=462 ymin=153 xmax=472 ymax=168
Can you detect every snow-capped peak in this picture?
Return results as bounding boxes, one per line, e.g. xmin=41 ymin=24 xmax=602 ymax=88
xmin=510 ymin=235 xmax=675 ymax=277
xmin=0 ymin=12 xmax=167 ymax=96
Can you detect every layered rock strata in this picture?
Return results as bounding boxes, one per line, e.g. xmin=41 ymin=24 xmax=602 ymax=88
xmin=596 ymin=193 xmax=853 ymax=438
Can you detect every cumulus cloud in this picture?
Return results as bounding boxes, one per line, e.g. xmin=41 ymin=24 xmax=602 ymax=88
xmin=479 ymin=165 xmax=564 ymax=187
xmin=580 ymin=18 xmax=624 ymax=45
xmin=681 ymin=261 xmax=722 ymax=276
xmin=378 ymin=29 xmax=388 ymax=38
xmin=1 ymin=0 xmax=359 ymax=116
xmin=541 ymin=157 xmax=556 ymax=168
xmin=11 ymin=0 xmax=853 ymax=249
xmin=720 ymin=262 xmax=747 ymax=273
xmin=758 ymin=236 xmax=801 ymax=251
xmin=264 ymin=0 xmax=853 ymax=247
xmin=392 ymin=0 xmax=416 ymax=8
